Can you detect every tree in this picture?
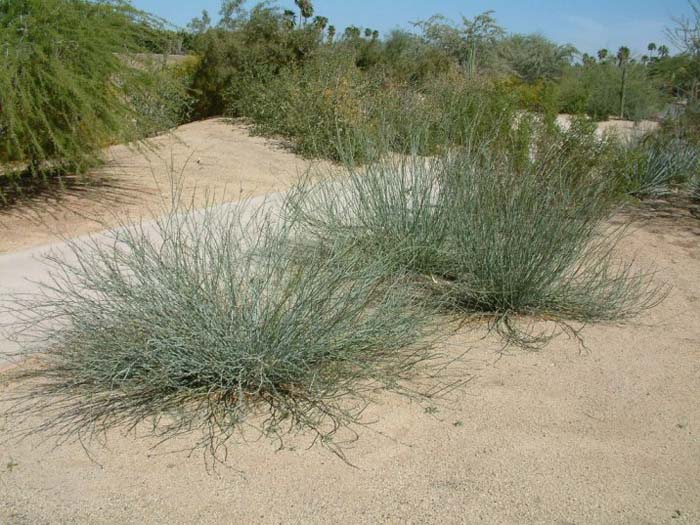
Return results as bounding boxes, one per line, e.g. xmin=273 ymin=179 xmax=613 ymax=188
xmin=283 ymin=9 xmax=296 ymax=29
xmin=188 ymin=9 xmax=211 ymax=34
xmin=219 ymin=0 xmax=245 ymax=29
xmin=327 ymin=24 xmax=336 ymax=43
xmin=597 ymin=48 xmax=609 ymax=62
xmin=294 ymin=0 xmax=314 ymax=26
xmin=666 ymin=1 xmax=700 ymax=100
xmin=667 ymin=0 xmax=700 ymax=57
xmin=617 ymin=46 xmax=631 ymax=67
xmin=414 ymin=11 xmax=506 ymax=76
xmin=0 ymin=0 xmax=182 ymax=174
xmin=313 ymin=15 xmax=328 ymax=31
xmin=617 ymin=46 xmax=631 ymax=118
xmin=499 ymin=33 xmax=577 ymax=82
xmin=343 ymin=25 xmax=361 ymax=40
xmin=582 ymin=53 xmax=596 ymax=66
xmin=648 ymin=42 xmax=657 ymax=56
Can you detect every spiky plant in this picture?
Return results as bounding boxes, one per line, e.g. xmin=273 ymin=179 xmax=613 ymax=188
xmin=290 ymin=133 xmax=665 ymax=346
xmin=3 ymin=192 xmax=437 ymax=455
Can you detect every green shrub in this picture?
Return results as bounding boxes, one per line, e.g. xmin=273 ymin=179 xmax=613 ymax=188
xmin=556 ymin=62 xmax=663 ymax=121
xmin=230 ymin=49 xmax=382 ymax=161
xmin=188 ymin=4 xmax=324 ymax=119
xmin=0 ymin=0 xmax=182 ymax=176
xmin=291 ymin=132 xmax=664 ymax=346
xmin=123 ymin=59 xmax=195 ymax=136
xmin=228 ymin=48 xmax=526 ymax=163
xmin=5 ymin=194 xmax=436 ymax=452
xmin=615 ymin=135 xmax=700 ymax=197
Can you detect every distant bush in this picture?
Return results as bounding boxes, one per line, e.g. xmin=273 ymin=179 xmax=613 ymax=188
xmin=498 ymin=34 xmax=576 ymax=84
xmin=229 ymin=49 xmax=382 ymax=161
xmin=226 ymin=45 xmax=528 ymax=162
xmin=556 ymin=62 xmax=664 ymax=121
xmin=0 ymin=0 xmax=186 ymax=176
xmin=188 ymin=3 xmax=325 ymax=119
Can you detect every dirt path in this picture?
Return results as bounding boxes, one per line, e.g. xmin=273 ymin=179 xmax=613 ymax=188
xmin=0 ymin=118 xmax=323 ymax=253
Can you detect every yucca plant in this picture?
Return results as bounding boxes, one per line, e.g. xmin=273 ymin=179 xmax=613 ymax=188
xmin=621 ymin=136 xmax=700 ymax=198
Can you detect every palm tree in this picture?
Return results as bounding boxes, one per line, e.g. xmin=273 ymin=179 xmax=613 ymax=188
xmin=616 ymin=46 xmax=631 ymax=67
xmin=327 ymin=25 xmax=336 ymax=44
xmin=647 ymin=42 xmax=657 ymax=56
xmin=641 ymin=55 xmax=649 ymax=65
xmin=294 ymin=0 xmax=314 ymax=26
xmin=658 ymin=44 xmax=670 ymax=58
xmin=283 ymin=9 xmax=296 ymax=29
xmin=616 ymin=46 xmax=631 ymax=118
xmin=597 ymin=48 xmax=609 ymax=62
xmin=582 ymin=53 xmax=596 ymax=66
xmin=313 ymin=16 xmax=328 ymax=31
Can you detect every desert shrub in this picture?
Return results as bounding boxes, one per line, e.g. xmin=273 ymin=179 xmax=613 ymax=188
xmin=188 ymin=4 xmax=324 ymax=119
xmin=229 ymin=49 xmax=382 ymax=161
xmin=662 ymin=99 xmax=700 ymax=146
xmin=229 ymin=51 xmax=527 ymax=162
xmin=4 ymin=195 xmax=436 ymax=453
xmin=291 ymin=132 xmax=663 ymax=346
xmin=379 ymin=29 xmax=454 ymax=84
xmin=556 ymin=62 xmax=664 ymax=121
xmin=0 ymin=0 xmax=181 ymax=176
xmin=377 ymin=77 xmax=522 ymax=158
xmin=122 ymin=59 xmax=195 ymax=136
xmin=615 ymin=135 xmax=700 ymax=197
xmin=497 ymin=34 xmax=576 ymax=84
xmin=498 ymin=77 xmax=559 ymax=115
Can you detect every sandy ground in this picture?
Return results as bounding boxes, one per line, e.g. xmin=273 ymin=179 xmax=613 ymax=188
xmin=0 ymin=213 xmax=698 ymax=524
xmin=0 ymin=118 xmax=322 ymax=254
xmin=0 ymin=121 xmax=698 ymax=524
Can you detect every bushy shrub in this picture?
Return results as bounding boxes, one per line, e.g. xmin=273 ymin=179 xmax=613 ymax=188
xmin=227 ymin=48 xmax=527 ymax=162
xmin=379 ymin=29 xmax=454 ymax=84
xmin=123 ymin=59 xmax=195 ymax=136
xmin=0 ymin=0 xmax=183 ymax=175
xmin=556 ymin=62 xmax=663 ymax=121
xmin=229 ymin=49 xmax=382 ymax=161
xmin=291 ymin=131 xmax=664 ymax=346
xmin=497 ymin=34 xmax=576 ymax=84
xmin=615 ymin=135 xmax=700 ymax=197
xmin=5 ymin=195 xmax=436 ymax=452
xmin=188 ymin=4 xmax=324 ymax=119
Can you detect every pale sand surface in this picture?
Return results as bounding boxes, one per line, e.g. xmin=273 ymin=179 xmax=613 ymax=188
xmin=0 ymin=210 xmax=698 ymax=524
xmin=0 ymin=120 xmax=698 ymax=524
xmin=0 ymin=118 xmax=322 ymax=254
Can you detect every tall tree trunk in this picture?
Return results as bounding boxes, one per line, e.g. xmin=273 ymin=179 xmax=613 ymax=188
xmin=619 ymin=65 xmax=628 ymax=119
